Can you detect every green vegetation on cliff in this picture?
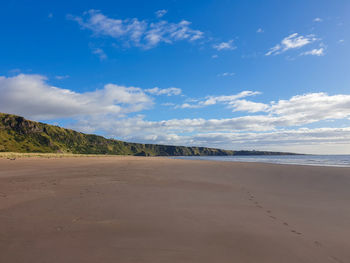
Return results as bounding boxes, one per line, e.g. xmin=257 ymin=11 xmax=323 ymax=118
xmin=0 ymin=113 xmax=295 ymax=156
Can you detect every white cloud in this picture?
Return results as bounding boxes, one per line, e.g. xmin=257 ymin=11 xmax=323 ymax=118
xmin=201 ymin=91 xmax=261 ymax=106
xmin=174 ymin=91 xmax=262 ymax=109
xmin=175 ymin=103 xmax=202 ymax=109
xmin=92 ymin=48 xmax=107 ymax=60
xmin=0 ymin=74 xmax=153 ymax=119
xmin=228 ymin=100 xmax=269 ymax=113
xmin=266 ymin=33 xmax=317 ymax=56
xmin=145 ymin=87 xmax=182 ymax=96
xmin=212 ymin=54 xmax=218 ymax=58
xmin=217 ymin=72 xmax=235 ymax=77
xmin=69 ymin=10 xmax=203 ymax=49
xmin=213 ymin=40 xmax=236 ymax=51
xmin=300 ymin=47 xmax=325 ymax=56
xmin=313 ymin=17 xmax=322 ymax=22
xmin=268 ymin=92 xmax=350 ymax=124
xmin=257 ymin=28 xmax=264 ymax=33
xmin=155 ymin=9 xmax=167 ymax=18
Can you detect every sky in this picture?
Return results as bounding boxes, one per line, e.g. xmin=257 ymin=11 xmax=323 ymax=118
xmin=1 ymin=0 xmax=350 ymax=154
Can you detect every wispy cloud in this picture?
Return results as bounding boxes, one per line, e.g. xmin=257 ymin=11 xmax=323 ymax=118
xmin=313 ymin=17 xmax=323 ymax=22
xmin=92 ymin=48 xmax=107 ymax=60
xmin=145 ymin=87 xmax=182 ymax=96
xmin=217 ymin=72 xmax=235 ymax=77
xmin=198 ymin=91 xmax=262 ymax=107
xmin=175 ymin=103 xmax=202 ymax=109
xmin=155 ymin=9 xmax=167 ymax=18
xmin=256 ymin=28 xmax=264 ymax=33
xmin=266 ymin=33 xmax=317 ymax=56
xmin=213 ymin=40 xmax=236 ymax=51
xmin=175 ymin=91 xmax=261 ymax=109
xmin=68 ymin=10 xmax=203 ymax=49
xmin=300 ymin=47 xmax=325 ymax=56
xmin=161 ymin=102 xmax=175 ymax=107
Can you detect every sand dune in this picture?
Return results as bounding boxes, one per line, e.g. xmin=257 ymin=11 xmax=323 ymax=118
xmin=0 ymin=156 xmax=349 ymax=263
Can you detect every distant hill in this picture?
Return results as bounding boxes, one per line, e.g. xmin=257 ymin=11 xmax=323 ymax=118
xmin=0 ymin=113 xmax=296 ymax=156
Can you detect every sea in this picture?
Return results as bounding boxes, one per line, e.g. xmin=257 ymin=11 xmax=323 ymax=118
xmin=172 ymin=155 xmax=350 ymax=168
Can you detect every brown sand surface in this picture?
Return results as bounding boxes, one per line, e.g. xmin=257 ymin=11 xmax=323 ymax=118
xmin=0 ymin=156 xmax=350 ymax=263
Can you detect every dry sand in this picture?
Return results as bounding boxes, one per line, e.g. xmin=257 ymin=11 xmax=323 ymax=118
xmin=0 ymin=156 xmax=349 ymax=263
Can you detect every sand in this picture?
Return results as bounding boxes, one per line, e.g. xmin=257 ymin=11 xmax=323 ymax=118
xmin=0 ymin=156 xmax=349 ymax=263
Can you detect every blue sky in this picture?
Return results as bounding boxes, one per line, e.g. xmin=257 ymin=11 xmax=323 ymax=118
xmin=1 ymin=0 xmax=350 ymax=154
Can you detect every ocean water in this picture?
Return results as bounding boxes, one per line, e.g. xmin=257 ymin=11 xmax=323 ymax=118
xmin=172 ymin=155 xmax=350 ymax=167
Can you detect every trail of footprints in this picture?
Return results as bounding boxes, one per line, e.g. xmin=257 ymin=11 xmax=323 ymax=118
xmin=242 ymin=187 xmax=344 ymax=263
xmin=245 ymin=189 xmax=302 ymax=235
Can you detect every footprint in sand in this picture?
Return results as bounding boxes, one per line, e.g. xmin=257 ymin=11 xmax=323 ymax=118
xmin=291 ymin=230 xmax=302 ymax=235
xmin=329 ymin=256 xmax=344 ymax=263
xmin=314 ymin=241 xmax=323 ymax=247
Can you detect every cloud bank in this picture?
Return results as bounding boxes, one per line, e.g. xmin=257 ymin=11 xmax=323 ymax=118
xmin=1 ymin=74 xmax=350 ymax=154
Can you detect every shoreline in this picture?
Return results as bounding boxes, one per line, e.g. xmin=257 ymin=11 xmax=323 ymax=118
xmin=172 ymin=155 xmax=350 ymax=168
xmin=1 ymin=152 xmax=350 ymax=168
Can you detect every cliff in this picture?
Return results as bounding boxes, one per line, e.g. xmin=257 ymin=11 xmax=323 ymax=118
xmin=0 ymin=113 xmax=295 ymax=156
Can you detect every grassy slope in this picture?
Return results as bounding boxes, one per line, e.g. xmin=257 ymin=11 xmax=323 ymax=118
xmin=0 ymin=113 xmax=294 ymax=156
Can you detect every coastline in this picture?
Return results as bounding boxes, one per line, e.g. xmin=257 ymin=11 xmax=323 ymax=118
xmin=172 ymin=155 xmax=350 ymax=168
xmin=1 ymin=156 xmax=349 ymax=262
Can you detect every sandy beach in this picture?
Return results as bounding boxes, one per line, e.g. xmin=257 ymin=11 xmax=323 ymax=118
xmin=0 ymin=156 xmax=349 ymax=263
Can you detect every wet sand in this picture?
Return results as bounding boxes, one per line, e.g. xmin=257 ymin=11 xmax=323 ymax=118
xmin=0 ymin=156 xmax=349 ymax=263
